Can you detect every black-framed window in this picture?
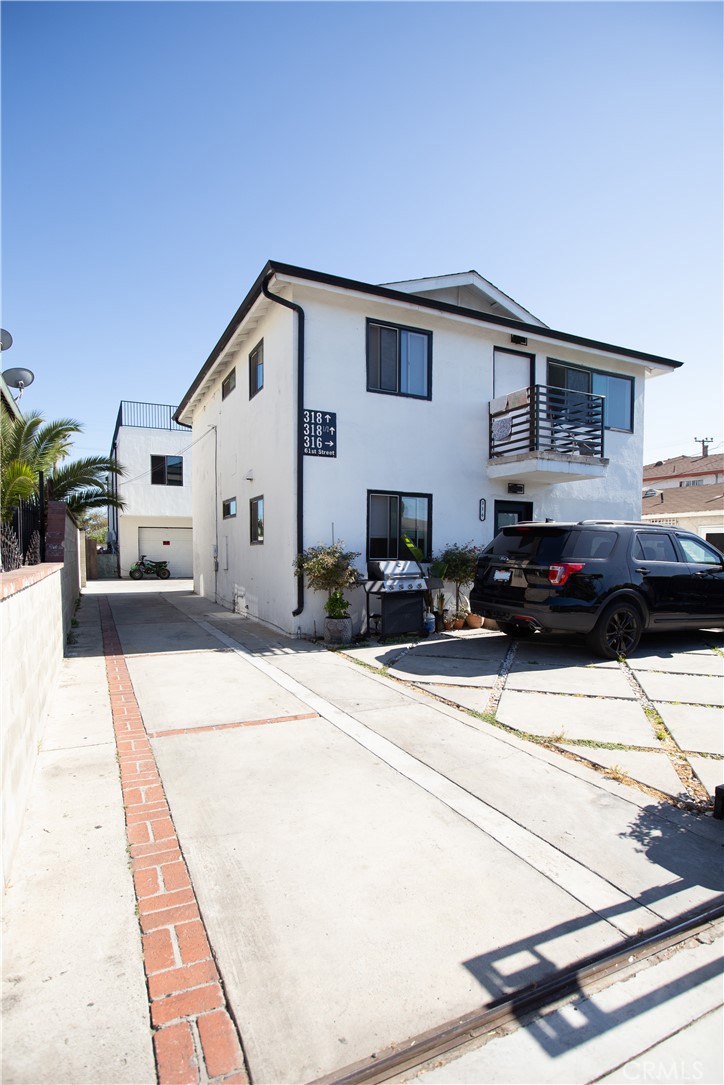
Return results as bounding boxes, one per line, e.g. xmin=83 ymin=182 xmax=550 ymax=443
xmin=151 ymin=455 xmax=183 ymax=486
xmin=250 ymin=495 xmax=264 ymax=543
xmin=222 ymin=367 xmax=236 ymax=400
xmin=367 ymin=320 xmax=432 ymax=399
xmin=548 ymin=360 xmax=633 ymax=431
xmin=249 ymin=340 xmax=264 ymax=399
xmin=367 ymin=490 xmax=431 ymax=559
xmin=222 ymin=497 xmax=237 ymax=519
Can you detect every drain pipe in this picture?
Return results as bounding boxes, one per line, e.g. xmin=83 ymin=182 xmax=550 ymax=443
xmin=261 ymin=274 xmax=305 ymax=617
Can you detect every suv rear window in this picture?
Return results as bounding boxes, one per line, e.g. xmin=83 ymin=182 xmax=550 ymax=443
xmin=489 ymin=527 xmax=571 ymax=562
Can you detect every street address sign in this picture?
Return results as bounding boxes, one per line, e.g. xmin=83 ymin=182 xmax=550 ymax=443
xmin=302 ymin=409 xmax=337 ymax=458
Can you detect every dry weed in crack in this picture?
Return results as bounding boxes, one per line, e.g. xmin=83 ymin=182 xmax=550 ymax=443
xmin=618 ymin=659 xmax=711 ymax=807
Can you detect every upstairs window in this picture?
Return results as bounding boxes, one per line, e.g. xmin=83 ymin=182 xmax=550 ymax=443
xmin=222 ymin=497 xmax=237 ymax=519
xmin=367 ymin=490 xmax=431 ymax=559
xmin=250 ymin=495 xmax=264 ymax=544
xmin=548 ymin=361 xmax=633 ymax=432
xmin=222 ymin=368 xmax=236 ymax=400
xmin=151 ymin=455 xmax=183 ymax=486
xmin=367 ymin=320 xmax=431 ymax=399
xmin=249 ymin=340 xmax=264 ymax=399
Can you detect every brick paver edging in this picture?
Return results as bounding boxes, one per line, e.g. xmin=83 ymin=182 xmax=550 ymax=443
xmin=98 ymin=596 xmax=250 ymax=1085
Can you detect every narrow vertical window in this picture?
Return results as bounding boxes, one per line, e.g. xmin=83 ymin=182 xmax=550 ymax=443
xmin=250 ymin=495 xmax=264 ymax=543
xmin=249 ymin=340 xmax=264 ymax=399
xmin=222 ymin=367 xmax=236 ymax=400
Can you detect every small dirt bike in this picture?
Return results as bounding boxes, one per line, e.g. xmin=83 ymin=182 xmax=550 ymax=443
xmin=129 ymin=555 xmax=171 ymax=580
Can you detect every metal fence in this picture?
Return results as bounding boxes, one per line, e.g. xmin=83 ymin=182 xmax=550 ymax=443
xmin=1 ymin=499 xmax=43 ymax=570
xmin=115 ymin=401 xmax=190 ymax=432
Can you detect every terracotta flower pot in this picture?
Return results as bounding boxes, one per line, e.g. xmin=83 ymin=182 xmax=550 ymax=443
xmin=466 ymin=613 xmax=483 ymax=628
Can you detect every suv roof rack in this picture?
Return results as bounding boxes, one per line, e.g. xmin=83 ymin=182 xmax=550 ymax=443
xmin=577 ymin=520 xmax=652 ymax=527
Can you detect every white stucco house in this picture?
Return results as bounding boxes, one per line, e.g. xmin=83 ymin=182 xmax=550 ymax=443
xmin=109 ymin=401 xmax=193 ymax=577
xmin=175 ymin=261 xmax=683 ymax=636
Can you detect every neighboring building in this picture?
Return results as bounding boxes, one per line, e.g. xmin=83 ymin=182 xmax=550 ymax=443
xmin=175 ymin=260 xmax=683 ymax=636
xmin=109 ymin=401 xmax=193 ymax=577
xmin=642 ymin=452 xmax=724 ymax=551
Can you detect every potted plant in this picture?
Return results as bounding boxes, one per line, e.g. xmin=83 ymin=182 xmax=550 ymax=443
xmin=436 ymin=542 xmax=480 ymax=630
xmin=294 ymin=541 xmax=361 ymax=644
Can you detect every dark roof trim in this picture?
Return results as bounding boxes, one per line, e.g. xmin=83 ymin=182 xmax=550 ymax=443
xmin=175 ymin=260 xmax=684 ymax=421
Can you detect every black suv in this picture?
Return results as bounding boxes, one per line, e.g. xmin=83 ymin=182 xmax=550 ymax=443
xmin=469 ymin=521 xmax=724 ymax=658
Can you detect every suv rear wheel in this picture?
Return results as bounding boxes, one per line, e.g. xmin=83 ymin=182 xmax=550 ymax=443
xmin=587 ymin=601 xmax=643 ymax=659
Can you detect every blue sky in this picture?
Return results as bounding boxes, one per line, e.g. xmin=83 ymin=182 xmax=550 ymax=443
xmin=2 ymin=1 xmax=722 ymax=465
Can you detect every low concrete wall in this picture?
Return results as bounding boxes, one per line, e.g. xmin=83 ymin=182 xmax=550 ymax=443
xmin=1 ymin=564 xmax=64 ymax=887
xmin=1 ymin=504 xmax=85 ymax=886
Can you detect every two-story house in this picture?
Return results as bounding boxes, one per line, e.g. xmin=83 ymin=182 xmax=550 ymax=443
xmin=175 ymin=261 xmax=682 ymax=636
xmin=108 ymin=401 xmax=193 ymax=577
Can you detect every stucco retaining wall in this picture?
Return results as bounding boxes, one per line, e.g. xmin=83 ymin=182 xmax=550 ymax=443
xmin=1 ymin=564 xmax=64 ymax=886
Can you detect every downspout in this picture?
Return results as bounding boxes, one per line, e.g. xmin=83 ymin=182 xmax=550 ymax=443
xmin=261 ymin=274 xmax=305 ymax=616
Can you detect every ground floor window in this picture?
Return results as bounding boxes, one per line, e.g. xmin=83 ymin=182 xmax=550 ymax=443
xmin=367 ymin=491 xmax=431 ymax=559
xmin=250 ymin=495 xmax=264 ymax=543
xmin=222 ymin=497 xmax=236 ymax=519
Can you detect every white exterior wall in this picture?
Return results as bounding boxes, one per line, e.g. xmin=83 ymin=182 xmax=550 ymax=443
xmin=190 ymin=303 xmax=298 ymax=630
xmin=186 ymin=279 xmax=651 ymax=637
xmin=116 ymin=427 xmax=193 ymax=577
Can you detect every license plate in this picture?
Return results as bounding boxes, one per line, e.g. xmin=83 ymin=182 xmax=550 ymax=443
xmin=493 ymin=569 xmax=511 ymax=583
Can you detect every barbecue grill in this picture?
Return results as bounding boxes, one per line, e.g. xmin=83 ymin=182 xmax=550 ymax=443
xmin=364 ymin=560 xmax=432 ymax=637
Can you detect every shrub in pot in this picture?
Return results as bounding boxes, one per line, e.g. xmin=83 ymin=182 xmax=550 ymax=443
xmin=435 ymin=542 xmax=481 ymax=622
xmin=294 ymin=541 xmax=361 ymax=644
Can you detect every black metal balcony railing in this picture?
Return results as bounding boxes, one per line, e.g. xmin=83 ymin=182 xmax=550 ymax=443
xmin=115 ymin=401 xmax=190 ymax=432
xmin=489 ymin=385 xmax=605 ymax=459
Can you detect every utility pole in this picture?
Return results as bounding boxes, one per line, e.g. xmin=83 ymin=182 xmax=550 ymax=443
xmin=695 ymin=437 xmax=713 ymax=458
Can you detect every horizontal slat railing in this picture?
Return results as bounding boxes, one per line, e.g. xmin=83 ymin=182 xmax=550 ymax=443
xmin=489 ymin=385 xmax=604 ymax=459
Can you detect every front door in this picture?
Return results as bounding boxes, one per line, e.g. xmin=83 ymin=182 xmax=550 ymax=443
xmin=494 ymin=500 xmax=533 ymax=535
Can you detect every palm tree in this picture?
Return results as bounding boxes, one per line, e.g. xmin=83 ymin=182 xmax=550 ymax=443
xmin=0 ymin=409 xmax=125 ymax=523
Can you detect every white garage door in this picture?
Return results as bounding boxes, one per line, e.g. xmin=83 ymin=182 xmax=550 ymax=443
xmin=138 ymin=527 xmax=193 ymax=578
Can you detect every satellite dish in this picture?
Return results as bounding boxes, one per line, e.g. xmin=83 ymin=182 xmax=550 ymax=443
xmin=2 ymin=367 xmax=35 ymax=401
xmin=0 ymin=329 xmax=13 ymax=351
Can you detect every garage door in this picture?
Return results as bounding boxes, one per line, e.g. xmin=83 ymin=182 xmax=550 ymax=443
xmin=138 ymin=527 xmax=193 ymax=578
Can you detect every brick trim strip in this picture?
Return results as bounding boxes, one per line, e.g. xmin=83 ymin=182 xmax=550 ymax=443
xmin=98 ymin=596 xmax=250 ymax=1085
xmin=148 ymin=711 xmax=319 ymax=739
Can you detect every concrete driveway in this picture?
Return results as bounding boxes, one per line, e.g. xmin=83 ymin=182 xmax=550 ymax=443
xmin=2 ymin=583 xmax=722 ymax=1085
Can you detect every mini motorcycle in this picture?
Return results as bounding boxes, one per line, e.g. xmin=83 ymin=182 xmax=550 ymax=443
xmin=129 ymin=555 xmax=171 ymax=580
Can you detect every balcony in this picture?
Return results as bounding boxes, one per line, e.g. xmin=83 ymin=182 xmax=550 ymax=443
xmin=488 ymin=385 xmax=609 ymax=483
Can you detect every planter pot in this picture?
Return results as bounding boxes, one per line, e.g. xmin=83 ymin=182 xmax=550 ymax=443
xmin=324 ymin=617 xmax=353 ymax=645
xmin=466 ymin=613 xmax=483 ymax=628
xmin=452 ymin=618 xmax=465 ymax=630
xmin=434 ymin=613 xmax=445 ymax=633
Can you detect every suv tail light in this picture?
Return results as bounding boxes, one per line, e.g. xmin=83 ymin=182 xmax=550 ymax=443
xmin=548 ymin=562 xmax=585 ymax=586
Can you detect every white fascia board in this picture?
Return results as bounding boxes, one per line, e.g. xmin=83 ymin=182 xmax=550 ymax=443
xmin=273 ymin=273 xmax=674 ymax=377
